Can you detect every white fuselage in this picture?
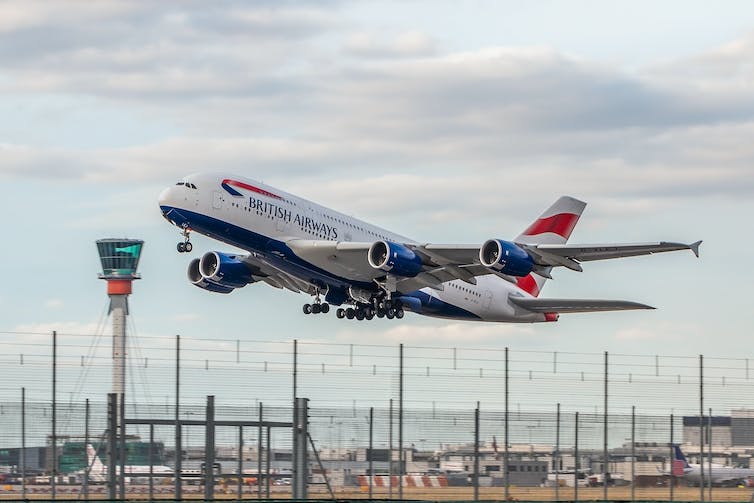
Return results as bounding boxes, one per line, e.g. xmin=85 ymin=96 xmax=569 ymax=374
xmin=158 ymin=173 xmax=548 ymax=322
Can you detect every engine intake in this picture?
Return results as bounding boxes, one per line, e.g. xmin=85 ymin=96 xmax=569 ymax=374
xmin=199 ymin=252 xmax=254 ymax=288
xmin=479 ymin=239 xmax=535 ymax=277
xmin=368 ymin=241 xmax=422 ymax=278
xmin=187 ymin=258 xmax=234 ymax=294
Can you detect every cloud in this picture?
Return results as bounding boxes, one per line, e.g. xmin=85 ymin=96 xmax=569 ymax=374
xmin=343 ymin=30 xmax=436 ymax=58
xmin=1 ymin=4 xmax=753 ymax=223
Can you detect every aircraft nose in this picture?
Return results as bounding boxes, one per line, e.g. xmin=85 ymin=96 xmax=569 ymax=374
xmin=158 ymin=186 xmax=173 ymax=209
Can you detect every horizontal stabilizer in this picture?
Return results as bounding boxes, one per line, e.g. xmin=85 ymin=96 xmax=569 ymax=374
xmin=510 ymin=297 xmax=654 ymax=313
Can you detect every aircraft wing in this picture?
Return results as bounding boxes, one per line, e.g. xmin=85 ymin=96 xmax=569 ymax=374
xmin=284 ymin=238 xmax=701 ymax=292
xmin=521 ymin=241 xmax=702 ymax=271
xmin=241 ymin=252 xmax=320 ymax=295
xmin=510 ymin=297 xmax=654 ymax=313
xmin=284 ymin=239 xmax=490 ymax=289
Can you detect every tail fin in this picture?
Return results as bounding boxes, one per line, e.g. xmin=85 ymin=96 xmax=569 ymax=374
xmin=672 ymin=444 xmax=690 ymax=476
xmin=87 ymin=443 xmax=106 ymax=474
xmin=514 ymin=196 xmax=586 ymax=297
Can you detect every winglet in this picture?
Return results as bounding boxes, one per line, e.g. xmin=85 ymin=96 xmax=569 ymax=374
xmin=689 ymin=240 xmax=702 ymax=258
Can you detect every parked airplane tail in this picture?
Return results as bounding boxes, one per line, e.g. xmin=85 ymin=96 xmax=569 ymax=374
xmin=513 ymin=196 xmax=586 ymax=297
xmin=672 ymin=444 xmax=691 ymax=476
xmin=87 ymin=443 xmax=106 ymax=474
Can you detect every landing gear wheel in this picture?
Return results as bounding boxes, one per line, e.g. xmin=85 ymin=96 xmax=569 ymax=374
xmin=395 ymin=309 xmax=404 ymax=319
xmin=385 ymin=309 xmax=395 ymax=320
xmin=311 ymin=303 xmax=321 ymax=314
xmin=355 ymin=310 xmax=365 ymax=321
xmin=177 ymin=242 xmax=186 ymax=253
xmin=345 ymin=308 xmax=355 ymax=320
xmin=303 ymin=304 xmax=312 ymax=315
xmin=320 ymin=303 xmax=330 ymax=314
xmin=336 ymin=308 xmax=346 ymax=319
xmin=184 ymin=242 xmax=193 ymax=253
xmin=377 ymin=309 xmax=385 ymax=318
xmin=365 ymin=310 xmax=375 ymax=320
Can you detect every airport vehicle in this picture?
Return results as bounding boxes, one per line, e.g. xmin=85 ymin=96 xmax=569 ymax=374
xmin=158 ymin=173 xmax=700 ymax=322
xmin=671 ymin=445 xmax=754 ymax=487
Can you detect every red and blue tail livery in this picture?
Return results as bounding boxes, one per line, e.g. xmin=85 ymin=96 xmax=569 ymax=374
xmin=159 ymin=173 xmax=701 ymax=322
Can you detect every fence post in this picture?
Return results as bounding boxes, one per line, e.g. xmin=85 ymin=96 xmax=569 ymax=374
xmin=399 ymin=343 xmax=404 ymax=501
xmin=670 ymin=413 xmax=674 ymax=502
xmin=119 ymin=394 xmax=125 ymax=500
xmin=574 ymin=411 xmax=579 ymax=503
xmin=708 ymin=408 xmax=712 ymax=501
xmin=84 ymin=398 xmax=90 ymax=501
xmin=631 ymin=406 xmax=635 ymax=502
xmin=237 ymin=425 xmax=243 ymax=500
xmin=603 ymin=351 xmax=608 ymax=501
xmin=504 ymin=347 xmax=509 ymax=501
xmin=51 ymin=330 xmax=57 ymax=501
xmin=107 ymin=393 xmax=117 ymax=500
xmin=258 ymin=403 xmax=263 ymax=500
xmin=21 ymin=387 xmax=26 ymax=500
xmin=204 ymin=395 xmax=216 ymax=501
xmin=369 ymin=407 xmax=374 ymax=500
xmin=293 ymin=397 xmax=309 ymax=499
xmin=474 ymin=402 xmax=480 ymax=501
xmin=292 ymin=339 xmax=298 ymax=495
xmin=175 ymin=334 xmax=182 ymax=501
xmin=699 ymin=354 xmax=704 ymax=502
xmin=149 ymin=423 xmax=154 ymax=502
xmin=389 ymin=398 xmax=393 ymax=500
xmin=265 ymin=425 xmax=271 ymax=499
xmin=555 ymin=402 xmax=560 ymax=502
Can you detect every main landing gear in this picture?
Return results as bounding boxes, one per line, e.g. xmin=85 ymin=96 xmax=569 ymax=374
xmin=177 ymin=225 xmax=193 ymax=253
xmin=303 ymin=290 xmax=330 ymax=315
xmin=334 ymin=298 xmax=404 ymax=321
xmin=302 ymin=291 xmax=405 ymax=321
xmin=303 ymin=302 xmax=330 ymax=315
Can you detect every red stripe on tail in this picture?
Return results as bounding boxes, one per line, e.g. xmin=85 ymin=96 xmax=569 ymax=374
xmin=522 ymin=213 xmax=579 ymax=239
xmin=516 ymin=274 xmax=541 ymax=297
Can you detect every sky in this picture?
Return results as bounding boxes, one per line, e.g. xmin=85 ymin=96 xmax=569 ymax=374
xmin=1 ymin=0 xmax=754 ymax=361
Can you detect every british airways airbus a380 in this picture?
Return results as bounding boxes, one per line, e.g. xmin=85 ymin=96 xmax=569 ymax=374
xmin=158 ymin=173 xmax=700 ymax=322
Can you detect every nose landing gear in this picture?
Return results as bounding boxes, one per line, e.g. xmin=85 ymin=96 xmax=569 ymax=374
xmin=177 ymin=225 xmax=193 ymax=253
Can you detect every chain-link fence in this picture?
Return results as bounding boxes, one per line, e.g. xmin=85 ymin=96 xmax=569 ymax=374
xmin=0 ymin=330 xmax=753 ymax=501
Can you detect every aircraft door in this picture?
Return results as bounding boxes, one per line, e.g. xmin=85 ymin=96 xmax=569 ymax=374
xmin=212 ymin=191 xmax=224 ymax=210
xmin=483 ymin=290 xmax=493 ymax=310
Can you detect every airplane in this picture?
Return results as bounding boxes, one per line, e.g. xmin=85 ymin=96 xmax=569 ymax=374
xmin=670 ymin=444 xmax=754 ymax=487
xmin=158 ymin=173 xmax=700 ymax=322
xmin=81 ymin=444 xmax=173 ymax=482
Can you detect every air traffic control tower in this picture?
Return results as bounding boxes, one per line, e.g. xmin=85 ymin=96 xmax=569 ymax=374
xmin=96 ymin=239 xmax=143 ymax=396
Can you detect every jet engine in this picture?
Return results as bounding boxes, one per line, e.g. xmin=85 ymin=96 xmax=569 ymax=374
xmin=187 ymin=258 xmax=234 ymax=294
xmin=199 ymin=251 xmax=254 ymax=288
xmin=479 ymin=239 xmax=535 ymax=277
xmin=368 ymin=240 xmax=423 ymax=277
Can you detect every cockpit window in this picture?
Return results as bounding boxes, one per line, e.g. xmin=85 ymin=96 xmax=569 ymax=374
xmin=189 ymin=183 xmax=197 ymax=189
xmin=176 ymin=182 xmax=185 ymax=186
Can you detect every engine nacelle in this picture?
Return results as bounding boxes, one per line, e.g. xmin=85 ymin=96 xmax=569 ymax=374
xmin=368 ymin=240 xmax=423 ymax=277
xmin=187 ymin=258 xmax=234 ymax=294
xmin=479 ymin=239 xmax=535 ymax=277
xmin=199 ymin=251 xmax=254 ymax=288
